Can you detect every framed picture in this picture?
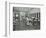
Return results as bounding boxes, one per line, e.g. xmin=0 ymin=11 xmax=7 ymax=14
xmin=5 ymin=1 xmax=46 ymax=37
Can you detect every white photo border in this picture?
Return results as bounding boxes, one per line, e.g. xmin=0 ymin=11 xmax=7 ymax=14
xmin=6 ymin=1 xmax=45 ymax=37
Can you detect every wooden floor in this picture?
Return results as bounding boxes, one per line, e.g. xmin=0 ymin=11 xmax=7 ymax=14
xmin=13 ymin=21 xmax=40 ymax=31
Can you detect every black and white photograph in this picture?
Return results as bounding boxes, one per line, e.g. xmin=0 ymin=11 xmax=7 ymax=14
xmin=13 ymin=7 xmax=40 ymax=31
xmin=0 ymin=0 xmax=46 ymax=38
